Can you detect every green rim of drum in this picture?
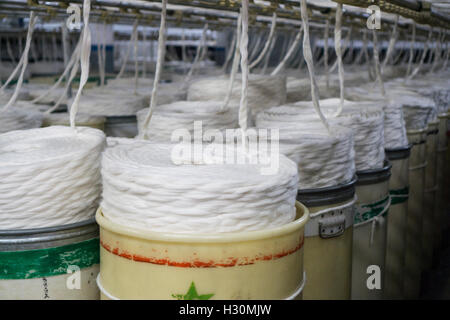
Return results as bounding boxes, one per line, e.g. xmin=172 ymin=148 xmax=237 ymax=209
xmin=0 ymin=219 xmax=99 ymax=279
xmin=0 ymin=238 xmax=99 ymax=279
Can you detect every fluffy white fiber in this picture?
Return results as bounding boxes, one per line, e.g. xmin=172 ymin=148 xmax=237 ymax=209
xmin=136 ymin=100 xmax=238 ymax=142
xmin=256 ymin=107 xmax=355 ymax=189
xmin=0 ymin=107 xmax=43 ymax=134
xmin=71 ymin=90 xmax=147 ymax=117
xmin=101 ymin=141 xmax=299 ymax=233
xmin=0 ymin=126 xmax=105 ymax=229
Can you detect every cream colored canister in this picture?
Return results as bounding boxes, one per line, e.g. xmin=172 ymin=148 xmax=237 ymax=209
xmin=385 ymin=146 xmax=411 ymax=299
xmin=96 ymin=202 xmax=309 ymax=300
xmin=352 ymin=163 xmax=391 ymax=300
xmin=298 ymin=179 xmax=356 ymax=300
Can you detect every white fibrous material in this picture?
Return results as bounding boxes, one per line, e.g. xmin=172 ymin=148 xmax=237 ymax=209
xmin=286 ymin=76 xmax=340 ymax=103
xmin=389 ymin=78 xmax=450 ymax=116
xmin=289 ymin=99 xmax=385 ymax=171
xmin=345 ymin=87 xmax=409 ymax=149
xmin=187 ymin=74 xmax=287 ymax=116
xmin=256 ymin=108 xmax=355 ymax=189
xmin=27 ymin=84 xmax=68 ymax=105
xmin=101 ymin=141 xmax=299 ymax=233
xmin=0 ymin=126 xmax=106 ymax=229
xmin=71 ymin=91 xmax=147 ymax=116
xmin=136 ymin=101 xmax=238 ymax=142
xmin=386 ymin=88 xmax=436 ymax=131
xmin=103 ymin=79 xmax=187 ymax=105
xmin=43 ymin=112 xmax=106 ymax=127
xmin=0 ymin=107 xmax=43 ymax=134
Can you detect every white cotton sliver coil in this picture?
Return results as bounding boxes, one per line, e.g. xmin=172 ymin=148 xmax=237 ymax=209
xmin=386 ymin=88 xmax=436 ymax=130
xmin=288 ymin=98 xmax=386 ymax=171
xmin=255 ymin=108 xmax=355 ymax=189
xmin=286 ymin=76 xmax=340 ymax=103
xmin=345 ymin=87 xmax=409 ymax=149
xmin=71 ymin=91 xmax=147 ymax=117
xmin=0 ymin=107 xmax=43 ymax=134
xmin=136 ymin=101 xmax=239 ymax=142
xmin=187 ymin=74 xmax=287 ymax=116
xmin=101 ymin=141 xmax=299 ymax=233
xmin=0 ymin=126 xmax=106 ymax=229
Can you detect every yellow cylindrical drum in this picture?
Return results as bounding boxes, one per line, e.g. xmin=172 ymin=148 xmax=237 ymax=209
xmin=96 ymin=202 xmax=309 ymax=300
xmin=385 ymin=146 xmax=411 ymax=299
xmin=0 ymin=219 xmax=100 ymax=300
xmin=352 ymin=162 xmax=391 ymax=300
xmin=104 ymin=115 xmax=138 ymax=138
xmin=298 ymin=179 xmax=356 ymax=300
xmin=423 ymin=121 xmax=439 ymax=270
xmin=404 ymin=128 xmax=427 ymax=299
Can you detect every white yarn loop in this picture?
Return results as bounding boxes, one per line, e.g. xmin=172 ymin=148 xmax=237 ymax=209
xmin=381 ymin=15 xmax=399 ymax=73
xmin=222 ymin=13 xmax=242 ymax=110
xmin=239 ymin=0 xmax=249 ymax=133
xmin=405 ymin=23 xmax=416 ymax=79
xmin=182 ymin=23 xmax=209 ymax=91
xmin=372 ymin=29 xmax=386 ymax=97
xmin=31 ymin=36 xmax=82 ymax=104
xmin=324 ymin=19 xmax=330 ymax=89
xmin=1 ymin=12 xmax=37 ymax=110
xmin=140 ymin=0 xmax=168 ymax=139
xmin=271 ymin=24 xmax=303 ymax=76
xmin=334 ymin=4 xmax=345 ymax=117
xmin=249 ymin=12 xmax=277 ymax=70
xmin=408 ymin=28 xmax=432 ymax=81
xmin=69 ymin=0 xmax=92 ymax=129
xmin=299 ymin=0 xmax=330 ymax=132
xmin=116 ymin=19 xmax=138 ymax=80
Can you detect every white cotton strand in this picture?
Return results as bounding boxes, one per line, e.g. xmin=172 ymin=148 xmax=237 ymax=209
xmin=0 ymin=126 xmax=105 ymax=229
xmin=256 ymin=107 xmax=355 ymax=189
xmin=101 ymin=141 xmax=299 ymax=233
xmin=136 ymin=101 xmax=238 ymax=142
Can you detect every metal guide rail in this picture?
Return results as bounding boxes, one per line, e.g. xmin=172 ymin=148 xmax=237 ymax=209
xmin=0 ymin=0 xmax=448 ymax=33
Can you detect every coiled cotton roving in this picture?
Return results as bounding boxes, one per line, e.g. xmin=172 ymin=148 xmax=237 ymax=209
xmin=255 ymin=109 xmax=355 ymax=189
xmin=101 ymin=141 xmax=299 ymax=233
xmin=136 ymin=101 xmax=238 ymax=142
xmin=345 ymin=87 xmax=409 ymax=149
xmin=386 ymin=88 xmax=436 ymax=130
xmin=71 ymin=91 xmax=147 ymax=117
xmin=0 ymin=107 xmax=43 ymax=134
xmin=0 ymin=126 xmax=106 ymax=229
xmin=290 ymin=99 xmax=385 ymax=171
xmin=187 ymin=74 xmax=287 ymax=116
